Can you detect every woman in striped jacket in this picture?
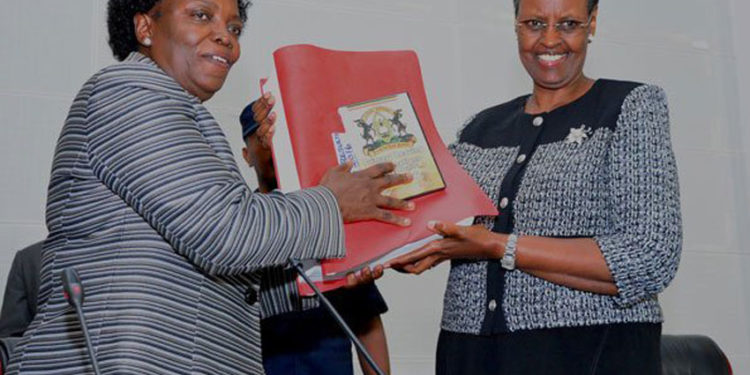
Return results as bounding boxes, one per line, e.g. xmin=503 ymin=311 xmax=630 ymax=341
xmin=6 ymin=0 xmax=411 ymax=374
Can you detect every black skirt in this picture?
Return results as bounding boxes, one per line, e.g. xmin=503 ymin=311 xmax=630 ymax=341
xmin=436 ymin=323 xmax=661 ymax=375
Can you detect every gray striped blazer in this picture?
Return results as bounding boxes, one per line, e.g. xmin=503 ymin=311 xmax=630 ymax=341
xmin=7 ymin=53 xmax=344 ymax=374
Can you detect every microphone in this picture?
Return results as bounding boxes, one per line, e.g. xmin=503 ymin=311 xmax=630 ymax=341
xmin=61 ymin=268 xmax=102 ymax=375
xmin=289 ymin=259 xmax=385 ymax=375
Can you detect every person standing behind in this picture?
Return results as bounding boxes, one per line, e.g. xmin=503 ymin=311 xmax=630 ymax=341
xmin=1 ymin=242 xmax=42 ymax=373
xmin=0 ymin=242 xmax=42 ymax=339
xmin=240 ymin=98 xmax=391 ymax=375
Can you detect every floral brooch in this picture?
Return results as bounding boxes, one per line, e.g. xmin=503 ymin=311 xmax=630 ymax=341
xmin=565 ymin=125 xmax=593 ymax=145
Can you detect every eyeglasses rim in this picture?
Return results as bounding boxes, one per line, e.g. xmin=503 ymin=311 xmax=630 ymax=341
xmin=514 ymin=14 xmax=594 ymax=35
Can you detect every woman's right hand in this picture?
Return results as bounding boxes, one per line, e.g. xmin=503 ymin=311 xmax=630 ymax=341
xmin=385 ymin=221 xmax=504 ymax=274
xmin=320 ymin=161 xmax=414 ymax=226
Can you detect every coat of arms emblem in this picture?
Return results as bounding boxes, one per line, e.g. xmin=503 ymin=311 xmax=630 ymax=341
xmin=355 ymin=108 xmax=417 ymax=156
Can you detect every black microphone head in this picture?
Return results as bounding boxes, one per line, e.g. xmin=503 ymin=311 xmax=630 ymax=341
xmin=61 ymin=267 xmax=84 ymax=308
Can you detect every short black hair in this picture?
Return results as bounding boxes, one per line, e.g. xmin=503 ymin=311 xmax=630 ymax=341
xmin=512 ymin=0 xmax=598 ymax=16
xmin=107 ymin=0 xmax=251 ymax=61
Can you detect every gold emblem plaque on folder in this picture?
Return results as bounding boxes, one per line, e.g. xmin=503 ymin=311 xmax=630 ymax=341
xmin=333 ymin=92 xmax=446 ymax=200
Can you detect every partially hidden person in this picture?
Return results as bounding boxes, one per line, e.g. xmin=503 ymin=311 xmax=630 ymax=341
xmin=240 ymin=100 xmax=391 ymax=375
xmin=0 ymin=242 xmax=42 ymax=374
xmin=0 ymin=242 xmax=42 ymax=339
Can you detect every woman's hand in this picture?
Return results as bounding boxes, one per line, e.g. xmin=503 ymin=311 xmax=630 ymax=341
xmin=385 ymin=221 xmax=505 ymax=274
xmin=345 ymin=265 xmax=385 ymax=288
xmin=320 ymin=161 xmax=415 ymax=226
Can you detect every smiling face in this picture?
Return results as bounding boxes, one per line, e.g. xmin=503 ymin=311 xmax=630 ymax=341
xmin=135 ymin=0 xmax=244 ymax=101
xmin=515 ymin=0 xmax=597 ymax=91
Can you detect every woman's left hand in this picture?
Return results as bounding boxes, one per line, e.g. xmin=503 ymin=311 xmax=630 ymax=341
xmin=345 ymin=265 xmax=385 ymax=288
xmin=385 ymin=221 xmax=505 ymax=275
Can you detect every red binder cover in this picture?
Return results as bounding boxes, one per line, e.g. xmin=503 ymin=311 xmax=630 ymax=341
xmin=267 ymin=44 xmax=498 ymax=294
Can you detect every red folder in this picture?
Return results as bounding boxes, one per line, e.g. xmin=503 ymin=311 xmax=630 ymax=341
xmin=266 ymin=44 xmax=498 ymax=295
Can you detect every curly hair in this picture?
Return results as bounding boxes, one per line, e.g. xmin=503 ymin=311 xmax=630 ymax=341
xmin=512 ymin=0 xmax=598 ymax=16
xmin=107 ymin=0 xmax=250 ymax=61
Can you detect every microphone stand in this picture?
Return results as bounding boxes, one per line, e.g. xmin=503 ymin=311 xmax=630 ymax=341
xmin=73 ymin=305 xmax=101 ymax=375
xmin=289 ymin=259 xmax=385 ymax=375
xmin=61 ymin=268 xmax=102 ymax=375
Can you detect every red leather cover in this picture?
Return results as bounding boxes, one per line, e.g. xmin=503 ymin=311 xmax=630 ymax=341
xmin=272 ymin=44 xmax=497 ymax=292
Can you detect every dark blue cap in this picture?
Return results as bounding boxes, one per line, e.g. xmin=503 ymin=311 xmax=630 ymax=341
xmin=240 ymin=100 xmax=259 ymax=140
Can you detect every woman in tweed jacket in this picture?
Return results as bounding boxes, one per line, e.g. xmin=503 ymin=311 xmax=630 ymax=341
xmin=6 ymin=0 xmax=412 ymax=374
xmin=389 ymin=0 xmax=682 ymax=373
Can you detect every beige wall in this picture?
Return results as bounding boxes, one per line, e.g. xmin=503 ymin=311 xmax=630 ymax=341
xmin=1 ymin=0 xmax=748 ymax=373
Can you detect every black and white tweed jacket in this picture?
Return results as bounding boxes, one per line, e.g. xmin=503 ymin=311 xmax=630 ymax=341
xmin=443 ymin=79 xmax=682 ymax=335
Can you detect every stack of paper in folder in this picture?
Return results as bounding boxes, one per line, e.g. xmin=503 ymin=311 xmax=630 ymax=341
xmin=261 ymin=44 xmax=498 ymax=296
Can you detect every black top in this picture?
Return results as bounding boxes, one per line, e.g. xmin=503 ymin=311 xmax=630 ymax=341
xmin=261 ymin=283 xmax=387 ymax=354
